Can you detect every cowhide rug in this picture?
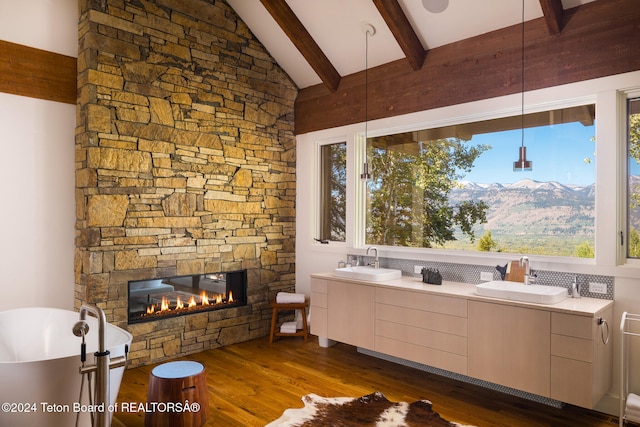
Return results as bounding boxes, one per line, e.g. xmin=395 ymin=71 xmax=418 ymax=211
xmin=266 ymin=391 xmax=475 ymax=427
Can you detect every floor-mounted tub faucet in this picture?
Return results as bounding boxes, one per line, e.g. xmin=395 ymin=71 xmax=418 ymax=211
xmin=367 ymin=246 xmax=379 ymax=269
xmin=74 ymin=303 xmax=128 ymax=427
xmin=78 ymin=304 xmax=110 ymax=427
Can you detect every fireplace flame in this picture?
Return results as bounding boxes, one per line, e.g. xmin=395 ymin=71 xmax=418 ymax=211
xmin=138 ymin=286 xmax=241 ymax=321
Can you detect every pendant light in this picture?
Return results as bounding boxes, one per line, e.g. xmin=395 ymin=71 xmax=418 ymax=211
xmin=361 ymin=23 xmax=375 ymax=181
xmin=513 ymin=0 xmax=532 ymax=172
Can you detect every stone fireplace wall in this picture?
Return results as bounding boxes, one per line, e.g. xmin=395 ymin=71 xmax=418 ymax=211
xmin=75 ymin=0 xmax=297 ymax=367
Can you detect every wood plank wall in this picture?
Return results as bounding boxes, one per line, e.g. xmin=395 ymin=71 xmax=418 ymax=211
xmin=295 ymin=0 xmax=640 ymax=134
xmin=0 ymin=40 xmax=76 ymax=105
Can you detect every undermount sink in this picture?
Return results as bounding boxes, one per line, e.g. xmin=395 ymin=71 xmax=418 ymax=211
xmin=334 ymin=266 xmax=402 ymax=282
xmin=476 ymin=280 xmax=568 ymax=304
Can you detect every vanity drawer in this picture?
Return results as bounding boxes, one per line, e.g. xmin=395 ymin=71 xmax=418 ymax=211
xmin=376 ymin=303 xmax=467 ymax=336
xmin=376 ymin=319 xmax=467 ymax=355
xmin=311 ymin=292 xmax=327 ymax=308
xmin=310 ymin=278 xmax=328 ymax=294
xmin=551 ymin=334 xmax=592 ymax=362
xmin=551 ymin=356 xmax=593 ymax=407
xmin=375 ymin=335 xmax=467 ymax=375
xmin=551 ymin=312 xmax=592 ymax=339
xmin=311 ymin=278 xmax=328 ymax=308
xmin=310 ymin=307 xmax=327 ymax=336
xmin=376 ymin=287 xmax=467 ymax=317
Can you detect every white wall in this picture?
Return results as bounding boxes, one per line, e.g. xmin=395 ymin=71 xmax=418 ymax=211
xmin=0 ymin=0 xmax=77 ymax=310
xmin=296 ymin=70 xmax=640 ymax=415
xmin=0 ymin=0 xmax=78 ymax=57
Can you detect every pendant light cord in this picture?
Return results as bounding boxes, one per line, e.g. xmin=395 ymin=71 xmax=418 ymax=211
xmin=361 ymin=26 xmax=372 ymax=180
xmin=365 ymin=28 xmax=369 ymax=144
xmin=513 ymin=1 xmax=531 ymax=171
xmin=521 ymin=0 xmax=525 ymax=149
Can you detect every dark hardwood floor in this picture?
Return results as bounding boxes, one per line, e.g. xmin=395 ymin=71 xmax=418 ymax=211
xmin=113 ymin=336 xmax=619 ymax=426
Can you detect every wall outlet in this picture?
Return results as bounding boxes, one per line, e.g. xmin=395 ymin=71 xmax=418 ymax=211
xmin=589 ymin=282 xmax=608 ymax=294
xmin=480 ymin=271 xmax=494 ymax=281
xmin=414 ymin=265 xmax=424 ymax=274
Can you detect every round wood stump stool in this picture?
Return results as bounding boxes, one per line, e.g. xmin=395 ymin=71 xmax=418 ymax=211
xmin=145 ymin=361 xmax=208 ymax=427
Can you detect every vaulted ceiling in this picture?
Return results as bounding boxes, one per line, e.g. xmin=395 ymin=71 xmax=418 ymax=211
xmin=226 ymin=0 xmax=597 ymax=91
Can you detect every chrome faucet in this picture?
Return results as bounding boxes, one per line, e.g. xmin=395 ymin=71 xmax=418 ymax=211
xmin=519 ymin=256 xmax=534 ymax=285
xmin=367 ymin=246 xmax=379 ymax=269
xmin=571 ymin=275 xmax=581 ymax=299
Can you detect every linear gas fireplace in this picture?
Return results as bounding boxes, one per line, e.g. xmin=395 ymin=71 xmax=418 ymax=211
xmin=128 ymin=270 xmax=247 ymax=324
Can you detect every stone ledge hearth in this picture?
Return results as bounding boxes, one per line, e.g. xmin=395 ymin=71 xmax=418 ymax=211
xmin=75 ymin=0 xmax=297 ymax=367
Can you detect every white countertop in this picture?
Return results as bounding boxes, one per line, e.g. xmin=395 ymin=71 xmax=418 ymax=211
xmin=310 ymin=272 xmax=613 ymax=317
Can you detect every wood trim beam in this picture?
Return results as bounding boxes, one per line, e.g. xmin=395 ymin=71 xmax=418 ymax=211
xmin=372 ymin=0 xmax=426 ymax=71
xmin=259 ymin=0 xmax=341 ymax=92
xmin=539 ymin=0 xmax=564 ymax=34
xmin=0 ymin=40 xmax=76 ymax=105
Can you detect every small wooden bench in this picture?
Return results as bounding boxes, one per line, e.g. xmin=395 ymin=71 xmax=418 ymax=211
xmin=269 ymin=300 xmax=309 ymax=343
xmin=145 ymin=361 xmax=208 ymax=427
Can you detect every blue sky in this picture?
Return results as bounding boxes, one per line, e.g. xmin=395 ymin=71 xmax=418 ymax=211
xmin=460 ymin=121 xmax=597 ymax=186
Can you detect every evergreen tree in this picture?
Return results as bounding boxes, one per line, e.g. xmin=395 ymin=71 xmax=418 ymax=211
xmin=477 ymin=230 xmax=498 ymax=252
xmin=574 ymin=241 xmax=594 ymax=258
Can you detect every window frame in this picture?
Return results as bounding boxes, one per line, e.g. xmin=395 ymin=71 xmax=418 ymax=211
xmin=353 ymin=96 xmax=599 ymax=261
xmin=622 ymin=89 xmax=640 ymax=265
xmin=314 ymin=137 xmax=349 ymax=246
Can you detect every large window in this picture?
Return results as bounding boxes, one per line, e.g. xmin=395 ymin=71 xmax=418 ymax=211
xmin=628 ymin=97 xmax=640 ymax=258
xmin=319 ymin=141 xmax=346 ymax=242
xmin=365 ymin=104 xmax=596 ymax=257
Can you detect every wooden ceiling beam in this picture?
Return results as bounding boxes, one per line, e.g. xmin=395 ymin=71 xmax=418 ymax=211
xmin=259 ymin=0 xmax=341 ymax=92
xmin=539 ymin=0 xmax=564 ymax=34
xmin=295 ymin=0 xmax=640 ymax=134
xmin=372 ymin=0 xmax=426 ymax=71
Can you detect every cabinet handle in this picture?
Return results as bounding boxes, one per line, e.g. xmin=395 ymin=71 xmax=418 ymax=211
xmin=598 ymin=317 xmax=610 ymax=345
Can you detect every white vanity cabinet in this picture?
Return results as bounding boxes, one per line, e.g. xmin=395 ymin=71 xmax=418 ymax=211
xmin=374 ymin=287 xmax=468 ymax=375
xmin=468 ymin=301 xmax=551 ymax=397
xmin=549 ymin=307 xmax=613 ymax=408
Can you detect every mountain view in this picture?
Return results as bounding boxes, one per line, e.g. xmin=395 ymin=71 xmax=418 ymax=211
xmin=445 ymin=178 xmax=596 ymax=255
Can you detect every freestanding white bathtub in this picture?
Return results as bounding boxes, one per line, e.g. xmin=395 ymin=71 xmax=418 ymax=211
xmin=0 ymin=307 xmax=132 ymax=427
